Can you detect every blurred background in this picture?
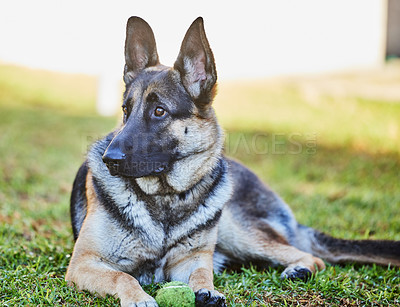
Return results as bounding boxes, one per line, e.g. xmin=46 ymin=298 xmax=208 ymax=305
xmin=1 ymin=0 xmax=399 ymax=114
xmin=1 ymin=0 xmax=400 ymax=305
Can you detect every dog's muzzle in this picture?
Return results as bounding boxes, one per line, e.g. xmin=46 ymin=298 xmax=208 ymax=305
xmin=102 ymin=147 xmax=170 ymax=178
xmin=102 ymin=147 xmax=126 ymax=176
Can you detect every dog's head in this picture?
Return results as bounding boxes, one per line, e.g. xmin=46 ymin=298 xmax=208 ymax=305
xmin=102 ymin=17 xmax=221 ymax=181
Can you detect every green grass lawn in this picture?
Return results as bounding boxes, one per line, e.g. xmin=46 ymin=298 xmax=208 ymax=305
xmin=0 ymin=64 xmax=399 ymax=306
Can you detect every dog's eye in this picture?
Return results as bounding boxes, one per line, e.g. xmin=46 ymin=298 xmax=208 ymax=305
xmin=154 ymin=107 xmax=166 ymax=117
xmin=122 ymin=106 xmax=128 ymax=116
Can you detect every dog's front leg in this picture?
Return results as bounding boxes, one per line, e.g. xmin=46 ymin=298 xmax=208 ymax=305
xmin=167 ymin=230 xmax=226 ymax=307
xmin=169 ymin=250 xmax=226 ymax=307
xmin=189 ymin=260 xmax=226 ymax=307
xmin=65 ymin=251 xmax=157 ymax=307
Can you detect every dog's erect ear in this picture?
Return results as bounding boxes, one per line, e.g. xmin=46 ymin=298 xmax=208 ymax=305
xmin=174 ymin=17 xmax=217 ymax=108
xmin=124 ymin=16 xmax=159 ymax=84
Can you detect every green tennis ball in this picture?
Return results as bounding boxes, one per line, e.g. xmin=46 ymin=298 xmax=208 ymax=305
xmin=155 ymin=281 xmax=195 ymax=307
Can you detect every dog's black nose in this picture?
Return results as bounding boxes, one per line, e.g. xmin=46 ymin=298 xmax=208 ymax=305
xmin=102 ymin=148 xmax=126 ymax=164
xmin=102 ymin=148 xmax=126 ymax=176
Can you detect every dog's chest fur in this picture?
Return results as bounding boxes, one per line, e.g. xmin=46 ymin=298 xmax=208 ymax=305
xmin=93 ymin=209 xmax=213 ymax=284
xmin=86 ymin=138 xmax=232 ymax=284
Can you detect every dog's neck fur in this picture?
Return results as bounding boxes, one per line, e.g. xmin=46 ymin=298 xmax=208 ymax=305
xmin=87 ymin=132 xmax=232 ymax=247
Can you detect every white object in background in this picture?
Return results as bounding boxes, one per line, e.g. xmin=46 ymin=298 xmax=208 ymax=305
xmin=97 ymin=71 xmax=121 ymax=116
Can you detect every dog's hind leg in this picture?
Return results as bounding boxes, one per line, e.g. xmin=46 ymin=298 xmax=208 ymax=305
xmin=216 ymin=209 xmax=325 ymax=280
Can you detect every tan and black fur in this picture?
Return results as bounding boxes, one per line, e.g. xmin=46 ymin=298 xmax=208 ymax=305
xmin=66 ymin=17 xmax=400 ymax=307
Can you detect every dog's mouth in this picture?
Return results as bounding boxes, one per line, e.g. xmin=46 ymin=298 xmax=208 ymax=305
xmin=103 ymin=159 xmax=170 ymax=178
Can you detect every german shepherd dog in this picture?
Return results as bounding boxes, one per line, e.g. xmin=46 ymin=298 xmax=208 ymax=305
xmin=66 ymin=17 xmax=400 ymax=306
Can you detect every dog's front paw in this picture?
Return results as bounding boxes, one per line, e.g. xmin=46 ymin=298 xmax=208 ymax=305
xmin=281 ymin=265 xmax=312 ymax=281
xmin=195 ymin=288 xmax=226 ymax=307
xmin=125 ymin=298 xmax=158 ymax=307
